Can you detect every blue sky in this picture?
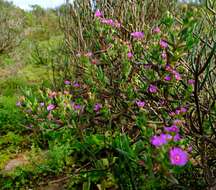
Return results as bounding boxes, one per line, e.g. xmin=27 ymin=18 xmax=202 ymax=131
xmin=7 ymin=0 xmax=67 ymax=10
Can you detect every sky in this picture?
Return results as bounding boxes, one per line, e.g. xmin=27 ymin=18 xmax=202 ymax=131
xmin=6 ymin=0 xmax=67 ymax=10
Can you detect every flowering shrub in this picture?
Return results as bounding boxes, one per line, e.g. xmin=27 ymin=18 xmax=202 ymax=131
xmin=17 ymin=0 xmax=216 ymax=189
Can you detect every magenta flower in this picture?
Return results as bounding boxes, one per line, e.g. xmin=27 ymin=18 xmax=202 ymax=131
xmin=64 ymin=80 xmax=71 ymax=85
xmin=161 ymin=133 xmax=172 ymax=141
xmin=85 ymin=52 xmax=93 ymax=57
xmin=74 ymin=104 xmax=81 ymax=110
xmin=169 ymin=111 xmax=176 ymax=117
xmin=173 ymin=134 xmax=181 ymax=142
xmin=73 ymin=82 xmax=80 ymax=88
xmin=47 ymin=104 xmax=55 ymax=111
xmin=127 ymin=52 xmax=133 ymax=59
xmin=175 ymin=109 xmax=181 ymax=115
xmin=95 ymin=9 xmax=103 ymax=18
xmin=188 ymin=79 xmax=195 ymax=85
xmin=160 ymin=39 xmax=168 ymax=49
xmin=131 ymin=32 xmax=144 ymax=39
xmin=150 ymin=135 xmax=167 ymax=147
xmin=161 ymin=51 xmax=167 ymax=60
xmin=136 ymin=100 xmax=145 ymax=108
xmin=180 ymin=107 xmax=187 ymax=113
xmin=172 ymin=70 xmax=181 ymax=81
xmin=165 ymin=64 xmax=173 ymax=72
xmin=94 ymin=103 xmax=102 ymax=112
xmin=16 ymin=101 xmax=22 ymax=107
xmin=153 ymin=26 xmax=161 ymax=34
xmin=148 ymin=84 xmax=158 ymax=93
xmin=164 ymin=125 xmax=179 ymax=133
xmin=164 ymin=75 xmax=171 ymax=81
xmin=169 ymin=147 xmax=188 ymax=166
xmin=187 ymin=146 xmax=193 ymax=152
xmin=151 ymin=133 xmax=172 ymax=147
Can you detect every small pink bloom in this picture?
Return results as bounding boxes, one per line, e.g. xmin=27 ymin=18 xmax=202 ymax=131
xmin=85 ymin=52 xmax=93 ymax=57
xmin=165 ymin=64 xmax=173 ymax=72
xmin=131 ymin=32 xmax=144 ymax=39
xmin=188 ymin=79 xmax=195 ymax=85
xmin=47 ymin=104 xmax=55 ymax=111
xmin=64 ymin=91 xmax=69 ymax=95
xmin=150 ymin=134 xmax=167 ymax=147
xmin=169 ymin=147 xmax=188 ymax=166
xmin=64 ymin=80 xmax=71 ymax=85
xmin=173 ymin=134 xmax=181 ymax=142
xmin=127 ymin=52 xmax=133 ymax=59
xmin=74 ymin=104 xmax=81 ymax=110
xmin=148 ymin=84 xmax=158 ymax=93
xmin=169 ymin=112 xmax=176 ymax=117
xmin=164 ymin=125 xmax=179 ymax=133
xmin=175 ymin=109 xmax=181 ymax=115
xmin=172 ymin=70 xmax=181 ymax=81
xmin=95 ymin=9 xmax=103 ymax=17
xmin=180 ymin=107 xmax=187 ymax=113
xmin=94 ymin=103 xmax=102 ymax=112
xmin=153 ymin=26 xmax=161 ymax=34
xmin=136 ymin=100 xmax=145 ymax=108
xmin=188 ymin=146 xmax=193 ymax=152
xmin=160 ymin=39 xmax=168 ymax=49
xmin=164 ymin=75 xmax=171 ymax=81
xmin=161 ymin=51 xmax=167 ymax=60
xmin=73 ymin=82 xmax=80 ymax=87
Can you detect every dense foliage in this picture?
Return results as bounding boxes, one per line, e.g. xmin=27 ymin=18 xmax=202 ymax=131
xmin=0 ymin=0 xmax=215 ymax=189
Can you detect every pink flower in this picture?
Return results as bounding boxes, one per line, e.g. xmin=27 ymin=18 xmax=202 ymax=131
xmin=175 ymin=109 xmax=181 ymax=115
xmin=180 ymin=107 xmax=187 ymax=113
xmin=169 ymin=147 xmax=188 ymax=166
xmin=188 ymin=79 xmax=195 ymax=85
xmin=73 ymin=82 xmax=80 ymax=88
xmin=136 ymin=100 xmax=145 ymax=108
xmin=164 ymin=125 xmax=179 ymax=133
xmin=169 ymin=111 xmax=176 ymax=117
xmin=85 ymin=52 xmax=93 ymax=57
xmin=187 ymin=146 xmax=193 ymax=152
xmin=94 ymin=103 xmax=102 ymax=112
xmin=127 ymin=52 xmax=133 ymax=59
xmin=148 ymin=84 xmax=158 ymax=93
xmin=172 ymin=70 xmax=181 ymax=81
xmin=165 ymin=64 xmax=173 ymax=72
xmin=159 ymin=39 xmax=168 ymax=49
xmin=153 ymin=26 xmax=161 ymax=34
xmin=131 ymin=32 xmax=144 ymax=39
xmin=64 ymin=80 xmax=71 ymax=85
xmin=150 ymin=134 xmax=167 ymax=147
xmin=161 ymin=51 xmax=167 ymax=60
xmin=164 ymin=75 xmax=171 ymax=81
xmin=47 ymin=104 xmax=55 ymax=111
xmin=173 ymin=134 xmax=181 ymax=142
xmin=95 ymin=9 xmax=103 ymax=18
